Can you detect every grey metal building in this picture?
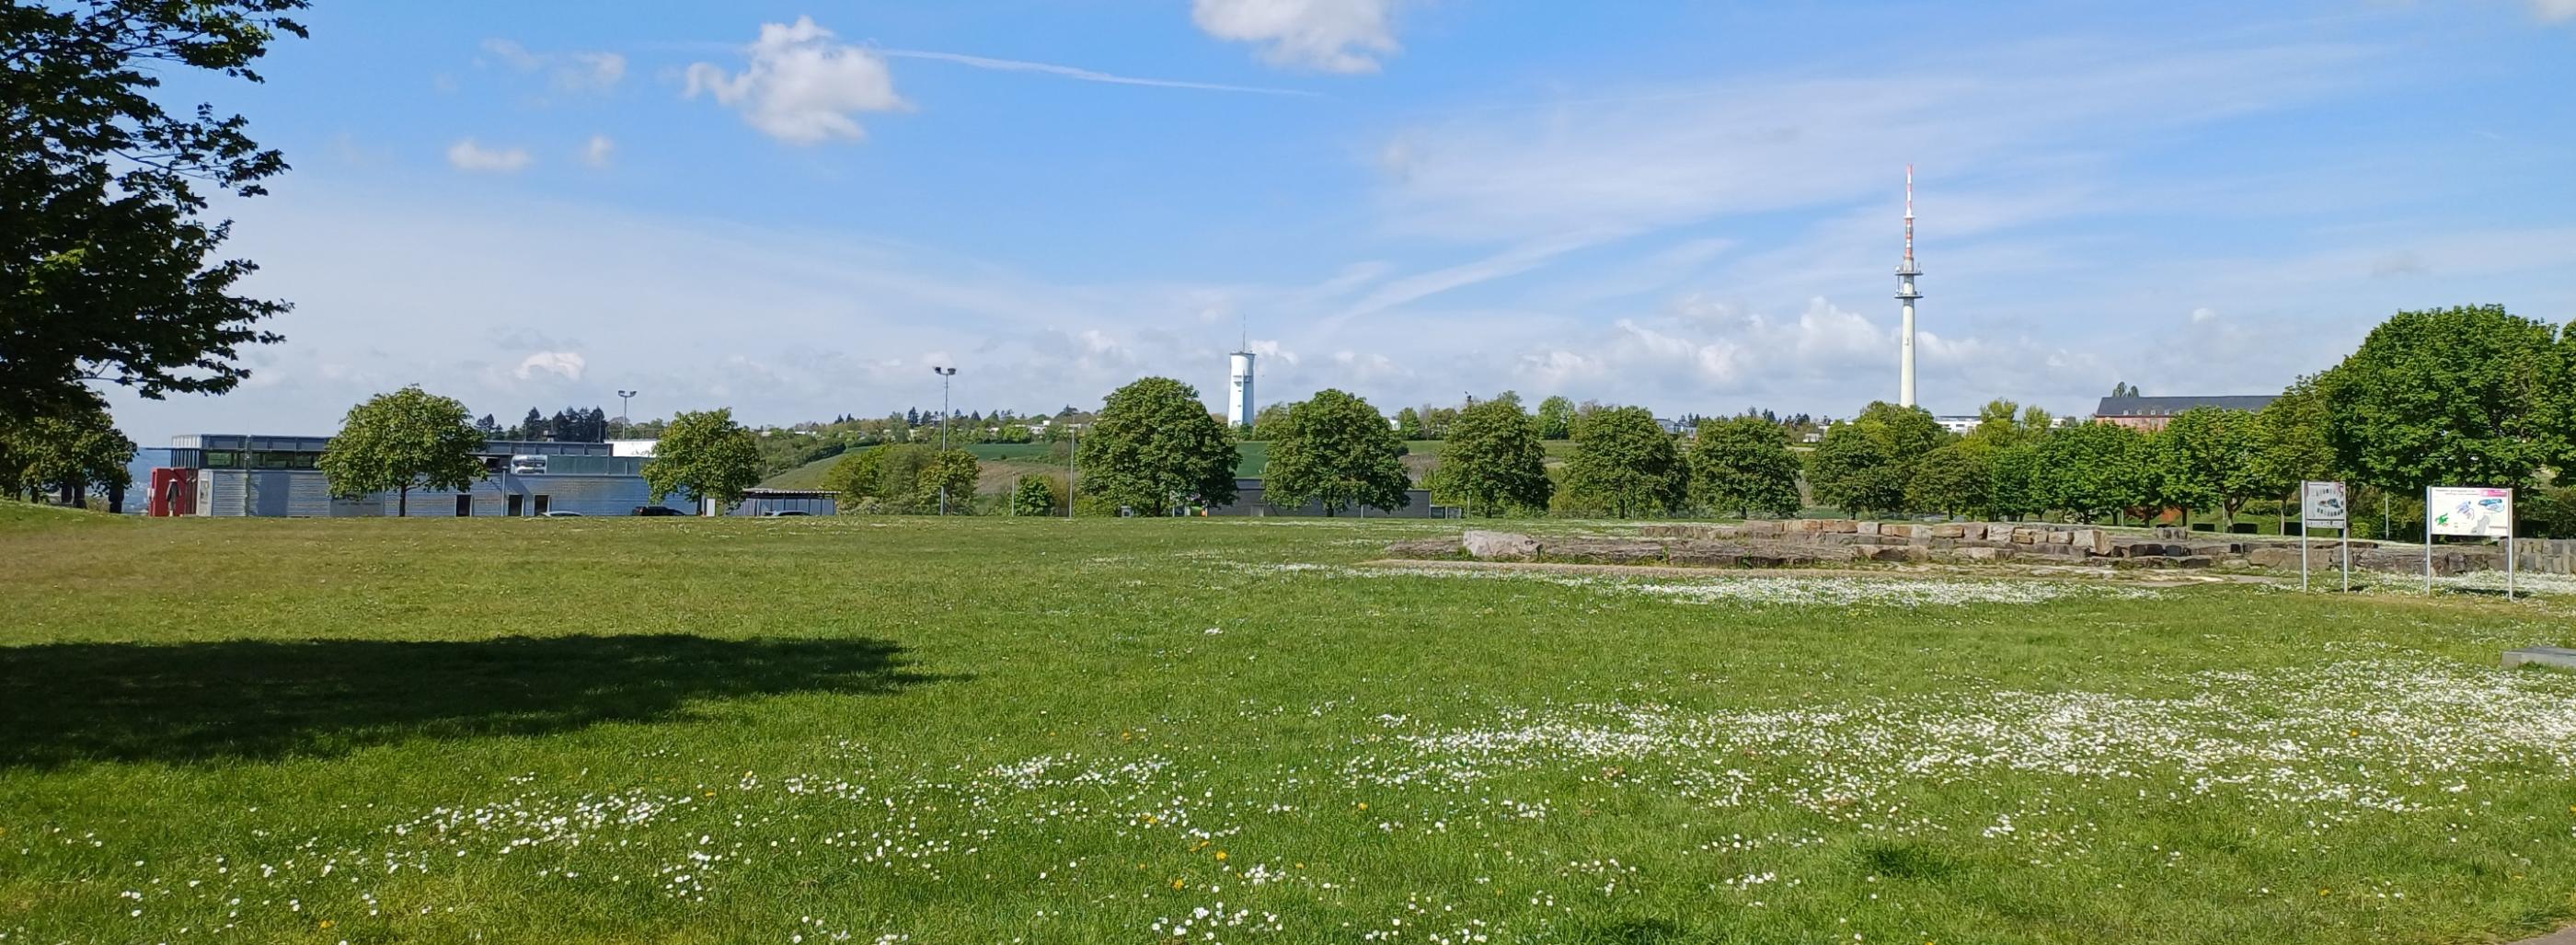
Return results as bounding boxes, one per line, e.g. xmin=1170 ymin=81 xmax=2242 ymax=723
xmin=158 ymin=434 xmax=696 ymax=517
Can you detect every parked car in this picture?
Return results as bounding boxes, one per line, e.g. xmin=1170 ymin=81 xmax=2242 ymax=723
xmin=632 ymin=506 xmax=687 ymax=516
xmin=761 ymin=510 xmax=811 ymax=517
xmin=540 ymin=511 xmax=583 ymax=517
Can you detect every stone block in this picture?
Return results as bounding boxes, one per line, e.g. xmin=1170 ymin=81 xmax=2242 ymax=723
xmin=1825 ymin=519 xmax=1859 ymax=534
xmin=2011 ymin=527 xmax=2041 ymax=545
xmin=2502 ymin=647 xmax=2576 ymax=671
xmin=2047 ymin=529 xmax=2075 ymax=545
xmin=1960 ymin=523 xmax=1988 ymax=541
xmin=1861 ymin=545 xmax=1929 ymax=564
xmin=1950 ymin=547 xmax=2004 ymax=562
xmin=1742 ymin=520 xmax=1785 ymax=536
xmin=1880 ymin=523 xmax=1915 ymax=539
xmin=1928 ymin=524 xmax=1965 ymax=539
xmin=1856 ymin=521 xmax=1880 ymax=536
xmin=1463 ymin=530 xmax=1540 ymax=559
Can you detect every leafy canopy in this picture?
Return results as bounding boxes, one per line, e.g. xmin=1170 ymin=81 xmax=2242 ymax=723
xmin=644 ymin=409 xmax=762 ymax=512
xmin=1437 ymin=392 xmax=1552 ymax=516
xmin=316 ymin=386 xmax=485 ymax=514
xmin=1686 ymin=415 xmax=1801 ymax=519
xmin=2032 ymin=421 xmax=2155 ymax=523
xmin=1 ymin=404 xmax=135 ymax=501
xmin=1262 ymin=388 xmax=1410 ymax=515
xmin=1563 ymin=406 xmax=1685 ymax=518
xmin=1905 ymin=442 xmax=1990 ymax=518
xmin=1077 ymin=377 xmax=1238 ymax=513
xmin=2151 ymin=406 xmax=2265 ymax=523
xmin=1806 ymin=423 xmax=1905 ymax=517
xmin=2 ymin=0 xmax=307 ymax=420
xmin=2315 ymin=305 xmax=2571 ymax=492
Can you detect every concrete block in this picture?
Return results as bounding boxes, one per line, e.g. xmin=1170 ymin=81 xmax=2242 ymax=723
xmin=2502 ymin=647 xmax=2576 ymax=671
xmin=1463 ymin=530 xmax=1540 ymax=559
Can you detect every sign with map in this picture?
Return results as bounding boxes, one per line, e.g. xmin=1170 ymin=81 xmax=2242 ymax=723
xmin=2300 ymin=481 xmax=2346 ymax=529
xmin=2427 ymin=487 xmax=2513 ymax=538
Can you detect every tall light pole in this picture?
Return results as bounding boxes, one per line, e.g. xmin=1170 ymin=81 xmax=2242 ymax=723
xmin=616 ymin=389 xmax=637 ymax=431
xmin=932 ymin=366 xmax=957 ymax=515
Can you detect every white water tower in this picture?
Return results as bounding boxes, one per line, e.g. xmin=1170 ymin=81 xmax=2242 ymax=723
xmin=1227 ymin=349 xmax=1257 ymax=430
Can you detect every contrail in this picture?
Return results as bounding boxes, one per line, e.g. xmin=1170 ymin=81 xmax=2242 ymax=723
xmin=879 ymin=49 xmax=1319 ymax=97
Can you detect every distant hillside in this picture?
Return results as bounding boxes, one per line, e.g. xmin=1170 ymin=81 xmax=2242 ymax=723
xmin=759 ymin=439 xmax=1574 ymax=493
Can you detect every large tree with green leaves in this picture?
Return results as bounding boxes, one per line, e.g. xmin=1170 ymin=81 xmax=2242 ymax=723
xmin=1686 ymin=415 xmax=1802 ymax=519
xmin=1535 ymin=395 xmax=1576 ymax=440
xmin=1077 ymin=377 xmax=1238 ymax=514
xmin=2032 ymin=421 xmax=2156 ymax=523
xmin=1563 ymin=406 xmax=1685 ymax=518
xmin=2315 ymin=305 xmax=2571 ymax=492
xmin=2151 ymin=406 xmax=2265 ymax=524
xmin=1807 ymin=423 xmax=1905 ymax=517
xmin=1987 ymin=441 xmax=2047 ymax=520
xmin=3 ymin=0 xmax=306 ymax=421
xmin=1437 ymin=393 xmax=1552 ymax=516
xmin=643 ymin=409 xmax=762 ymax=514
xmin=1263 ymin=388 xmax=1410 ymax=515
xmin=0 ymin=404 xmax=134 ymax=505
xmin=316 ymin=386 xmax=485 ymax=516
xmin=1906 ymin=441 xmax=1991 ymax=519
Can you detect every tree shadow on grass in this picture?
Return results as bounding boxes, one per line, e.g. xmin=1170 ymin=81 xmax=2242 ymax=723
xmin=0 ymin=635 xmax=948 ymax=768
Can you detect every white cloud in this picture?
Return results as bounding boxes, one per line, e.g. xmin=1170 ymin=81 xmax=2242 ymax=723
xmin=513 ymin=351 xmax=587 ymax=382
xmin=1376 ymin=42 xmax=2370 ymax=240
xmin=480 ymin=38 xmax=626 ymax=95
xmin=684 ymin=17 xmax=907 ymax=145
xmin=581 ymin=134 xmax=615 ymax=168
xmin=445 ymin=139 xmax=532 ymax=173
xmin=2534 ymin=0 xmax=2576 ymax=23
xmin=878 ymin=49 xmax=1315 ymax=96
xmin=1191 ymin=0 xmax=1401 ymax=74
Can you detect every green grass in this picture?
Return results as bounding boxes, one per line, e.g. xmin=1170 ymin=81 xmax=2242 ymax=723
xmin=3 ymin=511 xmax=2573 ymax=944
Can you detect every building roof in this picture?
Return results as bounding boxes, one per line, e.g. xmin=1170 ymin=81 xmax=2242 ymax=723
xmin=2092 ymin=395 xmax=2276 ymax=418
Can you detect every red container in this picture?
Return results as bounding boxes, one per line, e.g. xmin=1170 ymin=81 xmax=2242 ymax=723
xmin=148 ymin=467 xmax=196 ymax=516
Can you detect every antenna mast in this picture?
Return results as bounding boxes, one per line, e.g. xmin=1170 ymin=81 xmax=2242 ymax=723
xmin=1895 ymin=166 xmax=1922 ymax=409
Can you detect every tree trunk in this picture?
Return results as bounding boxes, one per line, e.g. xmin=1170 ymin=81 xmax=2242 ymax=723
xmin=398 ymin=486 xmax=409 ymax=517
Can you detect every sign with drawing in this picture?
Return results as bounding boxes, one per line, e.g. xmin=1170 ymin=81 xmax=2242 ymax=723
xmin=2300 ymin=481 xmax=2346 ymax=529
xmin=2426 ymin=487 xmax=2512 ymax=538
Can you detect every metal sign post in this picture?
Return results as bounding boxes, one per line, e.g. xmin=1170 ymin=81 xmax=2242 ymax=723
xmin=2301 ymin=481 xmax=2347 ymax=593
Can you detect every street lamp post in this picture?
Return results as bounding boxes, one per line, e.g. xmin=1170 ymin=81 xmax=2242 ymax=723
xmin=932 ymin=366 xmax=957 ymax=515
xmin=616 ymin=390 xmax=637 ymax=432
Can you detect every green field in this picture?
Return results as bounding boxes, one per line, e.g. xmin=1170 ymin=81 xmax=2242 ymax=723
xmin=3 ymin=504 xmax=2573 ymax=944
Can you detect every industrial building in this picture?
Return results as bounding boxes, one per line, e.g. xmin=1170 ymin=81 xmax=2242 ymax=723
xmin=146 ymin=434 xmax=697 ymax=517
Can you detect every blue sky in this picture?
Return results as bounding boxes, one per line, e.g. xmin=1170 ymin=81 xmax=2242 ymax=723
xmin=107 ymin=0 xmax=2576 ymax=443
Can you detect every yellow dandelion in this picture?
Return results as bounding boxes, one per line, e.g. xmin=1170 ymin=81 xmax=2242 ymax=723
xmin=1214 ymin=850 xmax=1228 ymax=861
xmin=1357 ymin=802 xmax=1368 ymax=811
xmin=2318 ymin=888 xmax=2331 ymax=896
xmin=1171 ymin=878 xmax=1186 ymax=890
xmin=318 ymin=920 xmax=334 ymax=929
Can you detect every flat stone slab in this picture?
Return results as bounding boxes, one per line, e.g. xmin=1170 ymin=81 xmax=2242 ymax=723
xmin=2502 ymin=647 xmax=2576 ymax=671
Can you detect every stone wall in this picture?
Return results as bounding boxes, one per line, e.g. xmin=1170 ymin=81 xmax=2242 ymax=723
xmin=1386 ymin=521 xmax=2573 ymax=576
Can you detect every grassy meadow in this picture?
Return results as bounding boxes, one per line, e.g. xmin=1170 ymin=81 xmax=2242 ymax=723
xmin=2 ymin=504 xmax=2573 ymax=944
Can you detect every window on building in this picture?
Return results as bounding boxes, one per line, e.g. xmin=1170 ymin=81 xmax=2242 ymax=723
xmin=203 ymin=451 xmax=240 ymax=468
